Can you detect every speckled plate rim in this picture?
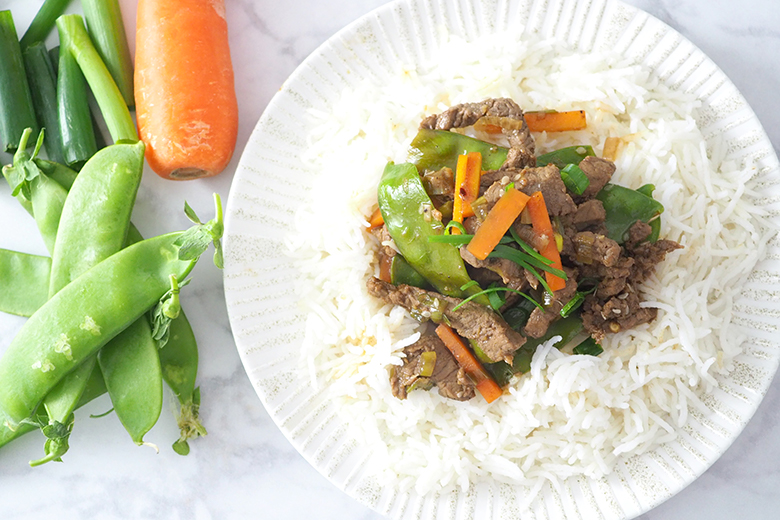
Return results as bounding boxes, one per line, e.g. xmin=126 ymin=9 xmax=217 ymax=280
xmin=223 ymin=0 xmax=780 ymax=518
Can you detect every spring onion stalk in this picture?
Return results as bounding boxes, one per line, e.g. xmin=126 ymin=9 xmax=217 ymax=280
xmin=56 ymin=27 xmax=97 ymax=169
xmin=19 ymin=0 xmax=74 ymax=48
xmin=0 ymin=11 xmax=39 ymax=152
xmin=82 ymin=0 xmax=134 ymax=108
xmin=55 ymin=15 xmax=137 ymax=143
xmin=572 ymin=337 xmax=603 ymax=356
xmin=22 ymin=42 xmax=66 ymax=164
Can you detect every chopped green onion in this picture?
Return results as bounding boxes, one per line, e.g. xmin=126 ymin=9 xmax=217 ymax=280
xmin=488 ymin=245 xmax=554 ymax=295
xmin=559 ymin=292 xmax=585 ymax=318
xmin=20 ymin=0 xmax=74 ymax=48
xmin=428 ymin=234 xmax=473 ymax=245
xmin=22 ymin=42 xmax=66 ymax=164
xmin=509 ymin=227 xmax=554 ymax=265
xmin=486 ymin=283 xmax=506 ymax=311
xmin=0 ymin=10 xmax=39 ymax=152
xmin=490 ymin=244 xmax=566 ymax=279
xmin=560 ymin=163 xmax=590 ymax=196
xmin=451 ymin=286 xmax=542 ymax=312
xmin=459 ymin=280 xmax=480 ymax=292
xmin=444 ymin=220 xmax=467 ymax=235
xmin=419 ymin=351 xmax=436 ymax=377
xmin=504 ymin=182 xmax=515 ymax=192
xmin=572 ymin=337 xmax=603 ymax=356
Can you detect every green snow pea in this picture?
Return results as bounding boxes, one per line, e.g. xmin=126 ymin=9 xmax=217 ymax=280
xmin=2 ymin=129 xmax=68 ymax=254
xmin=377 ymin=162 xmax=488 ymax=304
xmin=407 ymin=129 xmax=508 ymax=173
xmin=536 ymin=145 xmax=595 ymax=169
xmin=159 ymin=312 xmax=206 ymax=455
xmin=597 ymin=183 xmax=664 ymax=244
xmin=0 ymin=194 xmax=223 ymax=431
xmin=0 ymin=249 xmax=50 ymax=317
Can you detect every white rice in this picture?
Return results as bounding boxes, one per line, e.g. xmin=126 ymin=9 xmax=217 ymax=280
xmin=285 ymin=32 xmax=774 ymax=497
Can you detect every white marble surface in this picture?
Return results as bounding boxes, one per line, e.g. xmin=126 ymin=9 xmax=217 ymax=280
xmin=0 ymin=1 xmax=778 ymax=519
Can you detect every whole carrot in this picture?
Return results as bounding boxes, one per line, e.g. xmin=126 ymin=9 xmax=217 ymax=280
xmin=134 ymin=0 xmax=238 ymax=180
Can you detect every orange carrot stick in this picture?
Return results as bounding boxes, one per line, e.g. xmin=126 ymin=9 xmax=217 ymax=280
xmin=525 ymin=110 xmax=587 ymax=133
xmin=435 ymin=324 xmax=503 ymax=403
xmin=451 ymin=152 xmax=482 ymax=233
xmin=368 ymin=207 xmax=384 ymax=229
xmin=466 ymin=188 xmax=530 ymax=260
xmin=526 ymin=192 xmax=566 ymax=291
xmin=135 ymin=0 xmax=238 ymax=180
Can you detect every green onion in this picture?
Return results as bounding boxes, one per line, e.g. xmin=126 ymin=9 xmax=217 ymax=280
xmin=428 ymin=234 xmax=473 ymax=245
xmin=418 ymin=351 xmax=436 ymax=377
xmin=459 ymin=280 xmax=480 ymax=292
xmin=55 ymin=15 xmax=137 ymax=143
xmin=451 ymin=286 xmax=542 ymax=312
xmin=509 ymin=227 xmax=554 ymax=265
xmin=488 ymin=245 xmax=554 ymax=295
xmin=19 ymin=0 xmax=74 ymax=48
xmin=560 ymin=163 xmax=590 ymax=196
xmin=22 ymin=42 xmax=66 ymax=164
xmin=0 ymin=11 xmax=39 ymax=152
xmin=444 ymin=220 xmax=467 ymax=235
xmin=572 ymin=337 xmax=603 ymax=356
xmin=486 ymin=284 xmax=506 ymax=311
xmin=82 ymin=0 xmax=134 ymax=108
xmin=536 ymin=145 xmax=595 ymax=169
xmin=490 ymin=244 xmax=566 ymax=279
xmin=56 ymin=25 xmax=97 ymax=169
xmin=559 ymin=292 xmax=585 ymax=318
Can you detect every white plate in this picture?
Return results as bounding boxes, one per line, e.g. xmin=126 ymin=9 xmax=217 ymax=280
xmin=223 ymin=0 xmax=780 ymax=518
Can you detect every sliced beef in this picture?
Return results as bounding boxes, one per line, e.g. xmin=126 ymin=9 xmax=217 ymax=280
xmin=523 ymin=267 xmax=579 ymax=338
xmin=570 ymin=231 xmax=621 ymax=268
xmin=479 ymin=169 xmax=511 ymax=190
xmin=581 ymin=290 xmax=658 ymax=340
xmin=578 ymin=156 xmax=615 ymax=200
xmin=390 ymin=333 xmax=475 ymax=401
xmin=501 ymin=147 xmax=536 ymax=170
xmin=369 ymin=224 xmax=397 ymax=273
xmin=626 ymin=220 xmax=652 ymax=248
xmin=483 ymin=164 xmax=577 ymax=216
xmin=460 ymin=247 xmax=528 ymax=291
xmin=367 ymin=277 xmax=526 ymax=364
xmin=629 ymin=239 xmax=682 ymax=283
xmin=565 ymin=199 xmax=606 ymax=230
xmin=420 ymin=98 xmax=535 ymax=154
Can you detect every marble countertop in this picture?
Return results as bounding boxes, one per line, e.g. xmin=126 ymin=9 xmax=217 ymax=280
xmin=0 ymin=1 xmax=778 ymax=519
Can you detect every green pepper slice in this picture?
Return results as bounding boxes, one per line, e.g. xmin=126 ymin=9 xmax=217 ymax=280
xmin=407 ymin=128 xmax=508 ymax=173
xmin=377 ymin=162 xmax=488 ymax=304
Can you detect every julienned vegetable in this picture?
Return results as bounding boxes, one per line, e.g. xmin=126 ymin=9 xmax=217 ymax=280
xmin=435 ymin=324 xmax=503 ymax=403
xmin=0 ymin=196 xmax=223 ymax=430
xmin=526 ymin=192 xmax=566 ymax=291
xmin=467 ymin=188 xmax=530 ymax=260
xmin=524 ymin=110 xmax=587 ymax=132
xmin=0 ymin=10 xmax=39 ymax=153
xmin=135 ymin=0 xmax=238 ymax=179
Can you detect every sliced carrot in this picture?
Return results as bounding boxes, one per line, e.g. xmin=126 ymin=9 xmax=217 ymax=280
xmin=466 ymin=188 xmax=530 ymax=260
xmin=135 ymin=0 xmax=238 ymax=180
xmin=525 ymin=110 xmax=587 ymax=133
xmin=435 ymin=324 xmax=503 ymax=404
xmin=368 ymin=207 xmax=384 ymax=229
xmin=451 ymin=152 xmax=482 ymax=233
xmin=526 ymin=191 xmax=566 ymax=291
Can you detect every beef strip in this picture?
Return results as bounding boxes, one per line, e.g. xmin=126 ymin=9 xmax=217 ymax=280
xmin=390 ymin=333 xmax=475 ymax=401
xmin=626 ymin=220 xmax=652 ymax=248
xmin=569 ymin=231 xmax=621 ymax=268
xmin=501 ymin=147 xmax=536 ymax=170
xmin=460 ymin=247 xmax=528 ymax=291
xmin=369 ymin=224 xmax=397 ymax=268
xmin=420 ymin=98 xmax=535 ymax=154
xmin=482 ymin=164 xmax=577 ymax=216
xmin=367 ymin=277 xmax=526 ymax=364
xmin=523 ymin=267 xmax=579 ymax=338
xmin=564 ymin=199 xmax=607 ymax=230
xmin=580 ymin=238 xmax=681 ymax=338
xmin=577 ymin=156 xmax=615 ymax=200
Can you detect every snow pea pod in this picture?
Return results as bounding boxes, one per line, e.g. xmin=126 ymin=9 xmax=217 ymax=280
xmin=596 ymin=183 xmax=664 ymax=244
xmin=536 ymin=145 xmax=594 ymax=169
xmin=377 ymin=162 xmax=488 ymax=304
xmin=408 ymin=129 xmax=508 ymax=173
xmin=159 ymin=312 xmax=206 ymax=455
xmin=0 ymin=223 xmax=216 ymax=430
xmin=0 ymin=249 xmax=50 ymax=317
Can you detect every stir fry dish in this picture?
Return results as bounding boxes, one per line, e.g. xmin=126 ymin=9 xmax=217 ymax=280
xmin=366 ymin=98 xmax=682 ymax=403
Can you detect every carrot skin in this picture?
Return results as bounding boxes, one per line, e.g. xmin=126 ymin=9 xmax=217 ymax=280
xmin=134 ymin=0 xmax=238 ymax=180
